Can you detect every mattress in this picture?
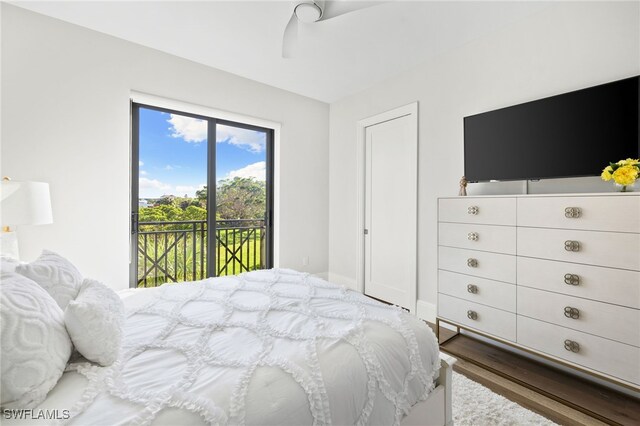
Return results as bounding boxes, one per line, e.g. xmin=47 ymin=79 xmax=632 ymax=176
xmin=10 ymin=269 xmax=440 ymax=425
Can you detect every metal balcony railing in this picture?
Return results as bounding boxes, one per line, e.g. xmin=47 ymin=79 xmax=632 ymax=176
xmin=137 ymin=219 xmax=266 ymax=287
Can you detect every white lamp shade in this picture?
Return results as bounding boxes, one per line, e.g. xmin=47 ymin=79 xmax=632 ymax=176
xmin=1 ymin=181 xmax=53 ymax=226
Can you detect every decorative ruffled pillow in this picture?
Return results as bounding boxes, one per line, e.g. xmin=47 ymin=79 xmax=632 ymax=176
xmin=0 ymin=256 xmax=19 ymax=273
xmin=15 ymin=250 xmax=83 ymax=309
xmin=64 ymin=279 xmax=124 ymax=366
xmin=0 ymin=272 xmax=72 ymax=408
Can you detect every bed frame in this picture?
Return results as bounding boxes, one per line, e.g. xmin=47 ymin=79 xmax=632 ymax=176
xmin=401 ymin=352 xmax=457 ymax=426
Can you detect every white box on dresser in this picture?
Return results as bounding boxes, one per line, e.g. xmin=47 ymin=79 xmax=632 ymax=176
xmin=437 ymin=193 xmax=640 ymax=390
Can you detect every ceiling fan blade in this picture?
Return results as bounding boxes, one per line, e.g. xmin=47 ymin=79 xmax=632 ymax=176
xmin=282 ymin=11 xmax=299 ymax=58
xmin=321 ymin=0 xmax=385 ymax=20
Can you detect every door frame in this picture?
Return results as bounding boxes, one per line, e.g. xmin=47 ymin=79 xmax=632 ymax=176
xmin=355 ymin=102 xmax=418 ymax=313
xmin=129 ymin=101 xmax=275 ymax=287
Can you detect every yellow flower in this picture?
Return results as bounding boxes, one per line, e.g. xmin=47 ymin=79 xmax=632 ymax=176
xmin=612 ymin=165 xmax=639 ymax=186
xmin=618 ymin=158 xmax=640 ymax=167
xmin=601 ymin=165 xmax=613 ymax=181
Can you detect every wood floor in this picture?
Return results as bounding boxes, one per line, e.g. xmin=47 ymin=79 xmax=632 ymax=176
xmin=429 ymin=323 xmax=640 ymax=426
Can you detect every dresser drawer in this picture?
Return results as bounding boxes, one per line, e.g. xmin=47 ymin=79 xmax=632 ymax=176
xmin=439 ymin=197 xmax=516 ymax=226
xmin=439 ymin=294 xmax=516 ymax=341
xmin=518 ymin=287 xmax=640 ymax=347
xmin=518 ymin=195 xmax=640 ymax=233
xmin=438 ymin=246 xmax=516 ymax=283
xmin=439 ymin=223 xmax=516 ymax=254
xmin=517 ymin=257 xmax=640 ymax=309
xmin=518 ymin=316 xmax=640 ymax=385
xmin=517 ymin=227 xmax=640 ymax=271
xmin=439 ymin=270 xmax=516 ymax=312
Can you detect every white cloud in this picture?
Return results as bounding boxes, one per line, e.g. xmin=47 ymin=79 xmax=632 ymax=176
xmin=139 ymin=177 xmax=172 ymax=198
xmin=139 ymin=177 xmax=171 ymax=191
xmin=216 ymin=124 xmax=266 ymax=153
xmin=165 ymin=165 xmax=174 ymax=171
xmin=140 ymin=170 xmax=148 ymax=176
xmin=175 ymin=183 xmax=206 ymax=198
xmin=139 ymin=160 xmax=144 ymax=166
xmin=168 ymin=114 xmax=207 ymax=143
xmin=139 ymin=179 xmax=206 ymax=199
xmin=167 ymin=115 xmax=266 ymax=153
xmin=175 ymin=185 xmax=195 ymax=193
xmin=226 ymin=161 xmax=266 ymax=181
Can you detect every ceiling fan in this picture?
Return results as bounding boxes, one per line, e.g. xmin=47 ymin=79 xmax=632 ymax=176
xmin=282 ymin=1 xmax=384 ymax=58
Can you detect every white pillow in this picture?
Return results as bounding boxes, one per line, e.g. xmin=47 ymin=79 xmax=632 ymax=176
xmin=0 ymin=256 xmax=19 ymax=273
xmin=0 ymin=272 xmax=72 ymax=408
xmin=15 ymin=250 xmax=83 ymax=309
xmin=64 ymin=279 xmax=124 ymax=366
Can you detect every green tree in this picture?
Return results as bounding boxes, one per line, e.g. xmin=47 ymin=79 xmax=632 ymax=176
xmin=216 ymin=177 xmax=265 ymax=219
xmin=139 ymin=206 xmax=168 ymax=223
xmin=155 ymin=195 xmax=176 ymax=206
xmin=182 ymin=205 xmax=207 ymax=221
xmin=195 ymin=186 xmax=207 ymax=203
xmin=157 ymin=205 xmax=183 ymax=221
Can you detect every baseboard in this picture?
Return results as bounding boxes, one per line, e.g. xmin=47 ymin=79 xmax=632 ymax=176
xmin=416 ymin=300 xmax=437 ymax=323
xmin=327 ymin=272 xmax=357 ymax=290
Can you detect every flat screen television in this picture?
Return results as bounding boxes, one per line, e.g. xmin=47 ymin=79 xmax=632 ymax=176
xmin=464 ymin=76 xmax=639 ymax=182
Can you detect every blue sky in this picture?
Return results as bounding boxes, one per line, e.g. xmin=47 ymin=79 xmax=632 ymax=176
xmin=138 ymin=107 xmax=266 ymax=198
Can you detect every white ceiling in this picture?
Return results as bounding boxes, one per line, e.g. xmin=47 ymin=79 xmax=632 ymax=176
xmin=11 ymin=1 xmax=553 ymax=103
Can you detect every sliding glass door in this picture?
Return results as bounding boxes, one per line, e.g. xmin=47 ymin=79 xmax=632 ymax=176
xmin=130 ymin=103 xmax=273 ymax=288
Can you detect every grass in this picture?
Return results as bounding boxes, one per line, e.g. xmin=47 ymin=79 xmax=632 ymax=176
xmin=136 ymin=228 xmax=264 ymax=288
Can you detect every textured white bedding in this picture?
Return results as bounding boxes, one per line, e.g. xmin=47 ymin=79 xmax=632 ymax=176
xmin=11 ymin=269 xmax=440 ymax=425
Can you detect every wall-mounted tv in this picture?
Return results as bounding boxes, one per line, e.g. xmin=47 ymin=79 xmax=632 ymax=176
xmin=464 ymin=76 xmax=639 ymax=182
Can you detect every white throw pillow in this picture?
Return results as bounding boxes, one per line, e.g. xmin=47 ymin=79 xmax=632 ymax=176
xmin=15 ymin=250 xmax=83 ymax=309
xmin=64 ymin=279 xmax=124 ymax=366
xmin=0 ymin=272 xmax=72 ymax=408
xmin=0 ymin=256 xmax=19 ymax=273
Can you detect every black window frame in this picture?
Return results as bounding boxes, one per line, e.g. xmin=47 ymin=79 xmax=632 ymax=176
xmin=129 ymin=101 xmax=274 ymax=287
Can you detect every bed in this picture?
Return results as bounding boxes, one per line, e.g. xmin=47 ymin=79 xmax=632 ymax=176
xmin=5 ymin=268 xmax=454 ymax=425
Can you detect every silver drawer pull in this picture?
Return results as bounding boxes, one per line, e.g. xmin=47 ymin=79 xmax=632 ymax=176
xmin=564 ymin=273 xmax=580 ymax=286
xmin=467 ymin=258 xmax=478 ymax=268
xmin=467 ymin=232 xmax=479 ymax=241
xmin=564 ymin=207 xmax=582 ymax=218
xmin=564 ymin=339 xmax=580 ymax=353
xmin=467 ymin=284 xmax=478 ymax=294
xmin=467 ymin=206 xmax=479 ymax=215
xmin=467 ymin=310 xmax=478 ymax=320
xmin=564 ymin=306 xmax=580 ymax=319
xmin=564 ymin=240 xmax=581 ymax=252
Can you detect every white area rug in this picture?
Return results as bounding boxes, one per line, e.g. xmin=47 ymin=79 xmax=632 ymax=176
xmin=453 ymin=372 xmax=558 ymax=425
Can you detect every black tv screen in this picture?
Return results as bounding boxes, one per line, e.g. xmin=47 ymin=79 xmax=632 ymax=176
xmin=464 ymin=76 xmax=639 ymax=182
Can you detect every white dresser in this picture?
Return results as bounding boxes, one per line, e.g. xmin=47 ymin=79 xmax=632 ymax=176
xmin=437 ymin=193 xmax=640 ymax=389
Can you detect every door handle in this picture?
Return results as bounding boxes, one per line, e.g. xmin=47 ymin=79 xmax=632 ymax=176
xmin=131 ymin=212 xmax=139 ymax=235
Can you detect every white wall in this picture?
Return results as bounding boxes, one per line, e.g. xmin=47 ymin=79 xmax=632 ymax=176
xmin=328 ymin=2 xmax=640 ymax=320
xmin=1 ymin=4 xmax=329 ymax=289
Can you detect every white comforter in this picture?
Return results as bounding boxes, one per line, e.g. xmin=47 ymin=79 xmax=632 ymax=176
xmin=23 ymin=269 xmax=440 ymax=425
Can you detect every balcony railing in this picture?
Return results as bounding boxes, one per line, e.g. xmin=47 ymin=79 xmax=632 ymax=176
xmin=137 ymin=219 xmax=265 ymax=288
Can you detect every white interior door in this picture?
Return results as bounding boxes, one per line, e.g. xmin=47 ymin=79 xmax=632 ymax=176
xmin=363 ymin=109 xmax=417 ymax=311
